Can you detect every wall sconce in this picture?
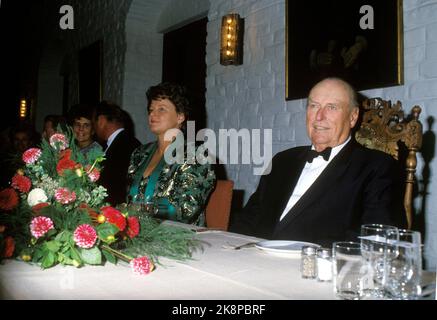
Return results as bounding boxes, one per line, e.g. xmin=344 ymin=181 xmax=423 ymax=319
xmin=220 ymin=13 xmax=244 ymax=66
xmin=19 ymin=99 xmax=27 ymax=119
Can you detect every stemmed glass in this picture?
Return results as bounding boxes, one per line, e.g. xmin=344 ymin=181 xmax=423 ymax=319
xmin=127 ymin=194 xmax=159 ymax=221
xmin=384 ymin=229 xmax=422 ymax=300
xmin=360 ymin=224 xmax=399 ymax=299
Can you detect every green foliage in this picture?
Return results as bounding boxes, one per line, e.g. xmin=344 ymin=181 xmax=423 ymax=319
xmin=119 ymin=214 xmax=201 ymax=264
xmin=96 ymin=223 xmax=119 ymax=243
xmin=80 ymin=247 xmax=102 ymax=265
xmin=102 ymin=249 xmax=117 ymax=264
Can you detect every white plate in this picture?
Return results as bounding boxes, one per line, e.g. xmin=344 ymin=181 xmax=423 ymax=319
xmin=255 ymin=240 xmax=320 ymax=258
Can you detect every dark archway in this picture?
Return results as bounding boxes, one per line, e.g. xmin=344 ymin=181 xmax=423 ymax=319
xmin=162 ymin=17 xmax=207 ymax=132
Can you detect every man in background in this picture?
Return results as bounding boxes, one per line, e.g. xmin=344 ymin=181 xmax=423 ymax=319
xmin=93 ymin=101 xmax=141 ymax=206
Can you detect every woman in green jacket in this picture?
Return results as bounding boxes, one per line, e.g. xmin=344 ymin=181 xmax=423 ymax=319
xmin=126 ymin=82 xmax=216 ymax=226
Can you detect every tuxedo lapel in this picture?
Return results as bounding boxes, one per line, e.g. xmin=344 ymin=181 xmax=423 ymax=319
xmin=273 ymin=140 xmax=356 ymax=235
xmin=257 ymin=149 xmax=308 ymax=235
xmin=274 ymin=150 xmax=308 ymax=217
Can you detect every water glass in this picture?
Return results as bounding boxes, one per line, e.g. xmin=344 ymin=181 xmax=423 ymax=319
xmin=332 ymin=242 xmax=367 ymax=300
xmin=360 ymin=224 xmax=399 ymax=299
xmin=127 ymin=194 xmax=158 ymax=219
xmin=143 ymin=201 xmax=159 ymax=216
xmin=384 ymin=229 xmax=422 ymax=300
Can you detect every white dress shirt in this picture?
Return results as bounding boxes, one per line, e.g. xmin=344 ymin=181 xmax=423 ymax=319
xmin=279 ymin=136 xmax=351 ymax=221
xmin=104 ymin=128 xmax=124 ymax=153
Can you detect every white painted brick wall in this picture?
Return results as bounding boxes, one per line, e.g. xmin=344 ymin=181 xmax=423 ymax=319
xmin=206 ymin=0 xmax=437 ymax=270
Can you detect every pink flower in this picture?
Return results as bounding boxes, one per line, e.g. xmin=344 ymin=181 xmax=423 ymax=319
xmin=73 ymin=224 xmax=97 ymax=248
xmin=86 ymin=166 xmax=100 ymax=182
xmin=30 ymin=216 xmax=54 ymax=239
xmin=54 ymin=187 xmax=76 ymax=204
xmin=11 ymin=174 xmax=32 ymax=193
xmin=22 ymin=148 xmax=42 ymax=164
xmin=49 ymin=133 xmax=68 ymax=150
xmin=130 ymin=256 xmax=154 ymax=275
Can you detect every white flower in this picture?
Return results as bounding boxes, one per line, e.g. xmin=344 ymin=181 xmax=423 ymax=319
xmin=49 ymin=133 xmax=68 ymax=150
xmin=27 ymin=188 xmax=48 ymax=207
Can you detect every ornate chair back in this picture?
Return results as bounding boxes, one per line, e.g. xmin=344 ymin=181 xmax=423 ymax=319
xmin=355 ymin=98 xmax=423 ymax=229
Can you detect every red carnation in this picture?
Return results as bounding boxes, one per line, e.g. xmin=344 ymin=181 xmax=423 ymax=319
xmin=54 ymin=187 xmax=76 ymax=204
xmin=2 ymin=236 xmax=15 ymax=258
xmin=130 ymin=256 xmax=154 ymax=275
xmin=32 ymin=202 xmax=50 ymax=214
xmin=101 ymin=206 xmax=126 ymax=231
xmin=0 ymin=188 xmax=19 ymax=211
xmin=30 ymin=216 xmax=54 ymax=239
xmin=22 ymin=148 xmax=42 ymax=164
xmin=73 ymin=224 xmax=97 ymax=248
xmin=11 ymin=174 xmax=32 ymax=193
xmin=56 ymin=158 xmax=77 ymax=176
xmin=126 ymin=216 xmax=140 ymax=239
xmin=59 ymin=148 xmax=72 ymax=159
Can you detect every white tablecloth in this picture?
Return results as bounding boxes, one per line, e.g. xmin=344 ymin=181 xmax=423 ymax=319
xmin=0 ymin=225 xmax=336 ymax=300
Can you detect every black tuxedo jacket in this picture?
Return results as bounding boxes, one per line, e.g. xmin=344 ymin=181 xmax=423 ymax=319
xmin=231 ymin=140 xmax=405 ymax=246
xmin=99 ymin=130 xmax=141 ymax=206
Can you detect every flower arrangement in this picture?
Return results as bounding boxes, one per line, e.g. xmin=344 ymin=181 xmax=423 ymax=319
xmin=0 ymin=128 xmax=199 ymax=275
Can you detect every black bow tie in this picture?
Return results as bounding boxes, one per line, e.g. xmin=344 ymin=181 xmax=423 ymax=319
xmin=306 ymin=147 xmax=332 ymax=163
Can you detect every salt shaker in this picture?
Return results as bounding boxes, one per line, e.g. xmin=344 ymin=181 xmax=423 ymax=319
xmin=301 ymin=246 xmax=317 ymax=279
xmin=316 ymin=248 xmax=332 ymax=282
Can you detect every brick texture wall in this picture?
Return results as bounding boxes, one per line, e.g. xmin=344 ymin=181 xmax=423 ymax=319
xmin=205 ymin=0 xmax=437 ymax=270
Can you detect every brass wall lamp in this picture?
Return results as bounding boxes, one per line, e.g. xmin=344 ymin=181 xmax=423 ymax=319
xmin=220 ymin=13 xmax=244 ymax=66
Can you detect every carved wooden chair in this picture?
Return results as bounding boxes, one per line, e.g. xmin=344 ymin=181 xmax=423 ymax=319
xmin=355 ymin=98 xmax=423 ymax=229
xmin=205 ymin=180 xmax=234 ymax=231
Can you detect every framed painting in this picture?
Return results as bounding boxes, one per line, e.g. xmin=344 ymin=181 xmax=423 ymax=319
xmin=79 ymin=40 xmax=103 ymax=105
xmin=286 ymin=0 xmax=403 ymax=100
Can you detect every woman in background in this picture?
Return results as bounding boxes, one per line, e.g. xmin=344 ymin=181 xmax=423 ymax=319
xmin=42 ymin=114 xmax=66 ymax=141
xmin=67 ymin=104 xmax=102 ymax=157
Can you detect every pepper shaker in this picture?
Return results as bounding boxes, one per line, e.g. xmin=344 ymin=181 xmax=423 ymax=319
xmin=301 ymin=246 xmax=317 ymax=279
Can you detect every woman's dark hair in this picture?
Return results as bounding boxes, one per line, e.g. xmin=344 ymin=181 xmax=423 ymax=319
xmin=67 ymin=103 xmax=94 ymax=125
xmin=146 ymin=82 xmax=191 ymax=132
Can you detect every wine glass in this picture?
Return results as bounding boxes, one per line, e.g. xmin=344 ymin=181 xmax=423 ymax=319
xmin=360 ymin=224 xmax=399 ymax=299
xmin=384 ymin=229 xmax=422 ymax=300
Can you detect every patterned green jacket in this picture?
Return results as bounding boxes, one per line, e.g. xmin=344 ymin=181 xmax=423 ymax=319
xmin=126 ymin=141 xmax=216 ymax=226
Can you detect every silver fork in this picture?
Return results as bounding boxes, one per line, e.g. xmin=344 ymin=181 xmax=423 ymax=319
xmin=232 ymin=242 xmax=258 ymax=250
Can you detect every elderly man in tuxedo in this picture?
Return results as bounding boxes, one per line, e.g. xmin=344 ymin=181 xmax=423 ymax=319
xmin=93 ymin=101 xmax=141 ymax=206
xmin=230 ymin=77 xmax=404 ymax=246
